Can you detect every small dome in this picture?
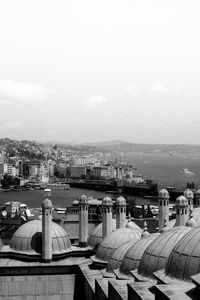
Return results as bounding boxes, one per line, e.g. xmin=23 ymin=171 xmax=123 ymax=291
xmin=42 ymin=198 xmax=52 ymax=209
xmin=183 ymin=188 xmax=194 ymax=199
xmin=196 ymin=189 xmax=200 ymax=196
xmin=96 ymin=227 xmax=141 ymax=262
xmin=120 ymin=233 xmax=160 ymax=275
xmin=176 ymin=195 xmax=188 ymax=206
xmin=88 ymin=219 xmax=142 ymax=248
xmin=102 ymin=196 xmax=113 ymax=206
xmin=10 ymin=220 xmax=71 ymax=254
xmin=79 ymin=195 xmax=88 ymax=204
xmin=158 ymin=189 xmax=169 ymax=199
xmin=165 ymin=227 xmax=200 ymax=281
xmin=137 ymin=226 xmax=192 ymax=278
xmin=116 ymin=196 xmax=126 ymax=206
xmin=107 ymin=239 xmax=136 ymax=272
xmin=88 ymin=219 xmax=117 ymax=248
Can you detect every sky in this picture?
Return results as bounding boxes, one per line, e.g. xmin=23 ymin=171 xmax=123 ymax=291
xmin=0 ymin=0 xmax=200 ymax=144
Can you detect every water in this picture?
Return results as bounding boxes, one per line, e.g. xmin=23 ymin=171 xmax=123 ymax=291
xmin=1 ymin=152 xmax=200 ymax=208
xmin=125 ymin=152 xmax=200 ymax=188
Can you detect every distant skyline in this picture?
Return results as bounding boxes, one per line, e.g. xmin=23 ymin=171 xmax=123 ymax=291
xmin=0 ymin=1 xmax=200 ymax=144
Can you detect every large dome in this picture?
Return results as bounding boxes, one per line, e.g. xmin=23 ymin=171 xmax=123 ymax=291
xmin=10 ymin=220 xmax=71 ymax=254
xmin=107 ymin=239 xmax=136 ymax=272
xmin=120 ymin=233 xmax=160 ymax=275
xmin=88 ymin=219 xmax=142 ymax=248
xmin=96 ymin=227 xmax=141 ymax=262
xmin=137 ymin=226 xmax=192 ymax=278
xmin=165 ymin=227 xmax=200 ymax=281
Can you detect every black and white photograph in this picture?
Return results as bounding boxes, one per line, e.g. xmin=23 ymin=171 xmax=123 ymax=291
xmin=0 ymin=0 xmax=200 ymax=299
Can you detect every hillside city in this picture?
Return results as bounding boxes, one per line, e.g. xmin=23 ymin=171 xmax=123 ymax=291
xmin=0 ymin=138 xmax=139 ymax=189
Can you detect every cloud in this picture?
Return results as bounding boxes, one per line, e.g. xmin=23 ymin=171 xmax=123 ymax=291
xmin=1 ymin=121 xmax=22 ymax=130
xmin=85 ymin=94 xmax=107 ymax=112
xmin=149 ymin=82 xmax=183 ymax=93
xmin=0 ymin=79 xmax=55 ymax=103
xmin=124 ymin=84 xmax=140 ymax=97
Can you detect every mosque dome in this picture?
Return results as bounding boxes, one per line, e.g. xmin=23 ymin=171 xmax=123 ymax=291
xmin=88 ymin=219 xmax=142 ymax=248
xmin=107 ymin=239 xmax=136 ymax=272
xmin=120 ymin=233 xmax=160 ymax=275
xmin=10 ymin=219 xmax=71 ymax=254
xmin=183 ymin=188 xmax=194 ymax=199
xmin=158 ymin=189 xmax=169 ymax=199
xmin=79 ymin=195 xmax=88 ymax=204
xmin=96 ymin=227 xmax=141 ymax=262
xmin=137 ymin=226 xmax=192 ymax=278
xmin=42 ymin=198 xmax=52 ymax=209
xmin=165 ymin=227 xmax=200 ymax=281
xmin=116 ymin=196 xmax=126 ymax=206
xmin=176 ymin=195 xmax=188 ymax=206
xmin=196 ymin=189 xmax=200 ymax=196
xmin=102 ymin=196 xmax=113 ymax=206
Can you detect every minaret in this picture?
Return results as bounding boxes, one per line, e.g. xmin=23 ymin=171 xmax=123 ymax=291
xmin=183 ymin=188 xmax=194 ymax=211
xmin=102 ymin=196 xmax=113 ymax=239
xmin=116 ymin=196 xmax=126 ymax=229
xmin=158 ymin=189 xmax=170 ymax=232
xmin=195 ymin=189 xmax=200 ymax=207
xmin=175 ymin=195 xmax=188 ymax=227
xmin=79 ymin=195 xmax=89 ymax=247
xmin=42 ymin=198 xmax=53 ymax=262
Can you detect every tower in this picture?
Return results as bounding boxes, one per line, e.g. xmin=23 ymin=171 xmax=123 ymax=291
xmin=195 ymin=189 xmax=200 ymax=207
xmin=116 ymin=196 xmax=126 ymax=229
xmin=79 ymin=195 xmax=89 ymax=247
xmin=42 ymin=198 xmax=52 ymax=262
xmin=102 ymin=196 xmax=113 ymax=239
xmin=183 ymin=188 xmax=194 ymax=211
xmin=175 ymin=195 xmax=188 ymax=227
xmin=158 ymin=189 xmax=170 ymax=232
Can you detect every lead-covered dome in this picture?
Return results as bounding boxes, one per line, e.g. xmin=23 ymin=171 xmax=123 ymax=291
xmin=42 ymin=198 xmax=52 ymax=209
xmin=116 ymin=196 xmax=126 ymax=206
xmin=102 ymin=196 xmax=113 ymax=206
xmin=10 ymin=219 xmax=71 ymax=254
xmin=107 ymin=239 xmax=136 ymax=272
xmin=137 ymin=226 xmax=192 ymax=278
xmin=96 ymin=227 xmax=141 ymax=262
xmin=183 ymin=188 xmax=194 ymax=199
xmin=176 ymin=195 xmax=188 ymax=206
xmin=165 ymin=227 xmax=200 ymax=281
xmin=79 ymin=195 xmax=88 ymax=204
xmin=88 ymin=219 xmax=142 ymax=248
xmin=158 ymin=189 xmax=169 ymax=199
xmin=120 ymin=233 xmax=160 ymax=275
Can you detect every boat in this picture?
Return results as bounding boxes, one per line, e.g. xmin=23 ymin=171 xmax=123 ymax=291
xmin=182 ymin=168 xmax=194 ymax=175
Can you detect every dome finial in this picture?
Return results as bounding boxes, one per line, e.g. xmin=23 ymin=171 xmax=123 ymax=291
xmin=186 ymin=208 xmax=197 ymax=228
xmin=141 ymin=221 xmax=149 ymax=237
xmin=160 ymin=216 xmax=169 ymax=233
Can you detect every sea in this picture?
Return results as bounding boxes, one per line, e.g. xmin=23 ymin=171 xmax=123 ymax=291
xmin=0 ymin=152 xmax=200 ymax=208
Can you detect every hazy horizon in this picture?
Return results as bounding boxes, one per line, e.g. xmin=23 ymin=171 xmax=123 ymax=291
xmin=0 ymin=1 xmax=200 ymax=144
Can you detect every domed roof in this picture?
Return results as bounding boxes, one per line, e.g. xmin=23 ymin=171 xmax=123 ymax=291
xmin=158 ymin=189 xmax=169 ymax=199
xmin=96 ymin=227 xmax=141 ymax=262
xmin=116 ymin=196 xmax=126 ymax=206
xmin=183 ymin=188 xmax=194 ymax=199
xmin=165 ymin=227 xmax=200 ymax=281
xmin=42 ymin=198 xmax=52 ymax=209
xmin=79 ymin=194 xmax=88 ymax=204
xmin=10 ymin=220 xmax=71 ymax=254
xmin=102 ymin=196 xmax=113 ymax=206
xmin=120 ymin=233 xmax=160 ymax=275
xmin=88 ymin=219 xmax=142 ymax=248
xmin=107 ymin=239 xmax=136 ymax=272
xmin=137 ymin=226 xmax=192 ymax=278
xmin=196 ymin=189 xmax=200 ymax=196
xmin=176 ymin=195 xmax=188 ymax=206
